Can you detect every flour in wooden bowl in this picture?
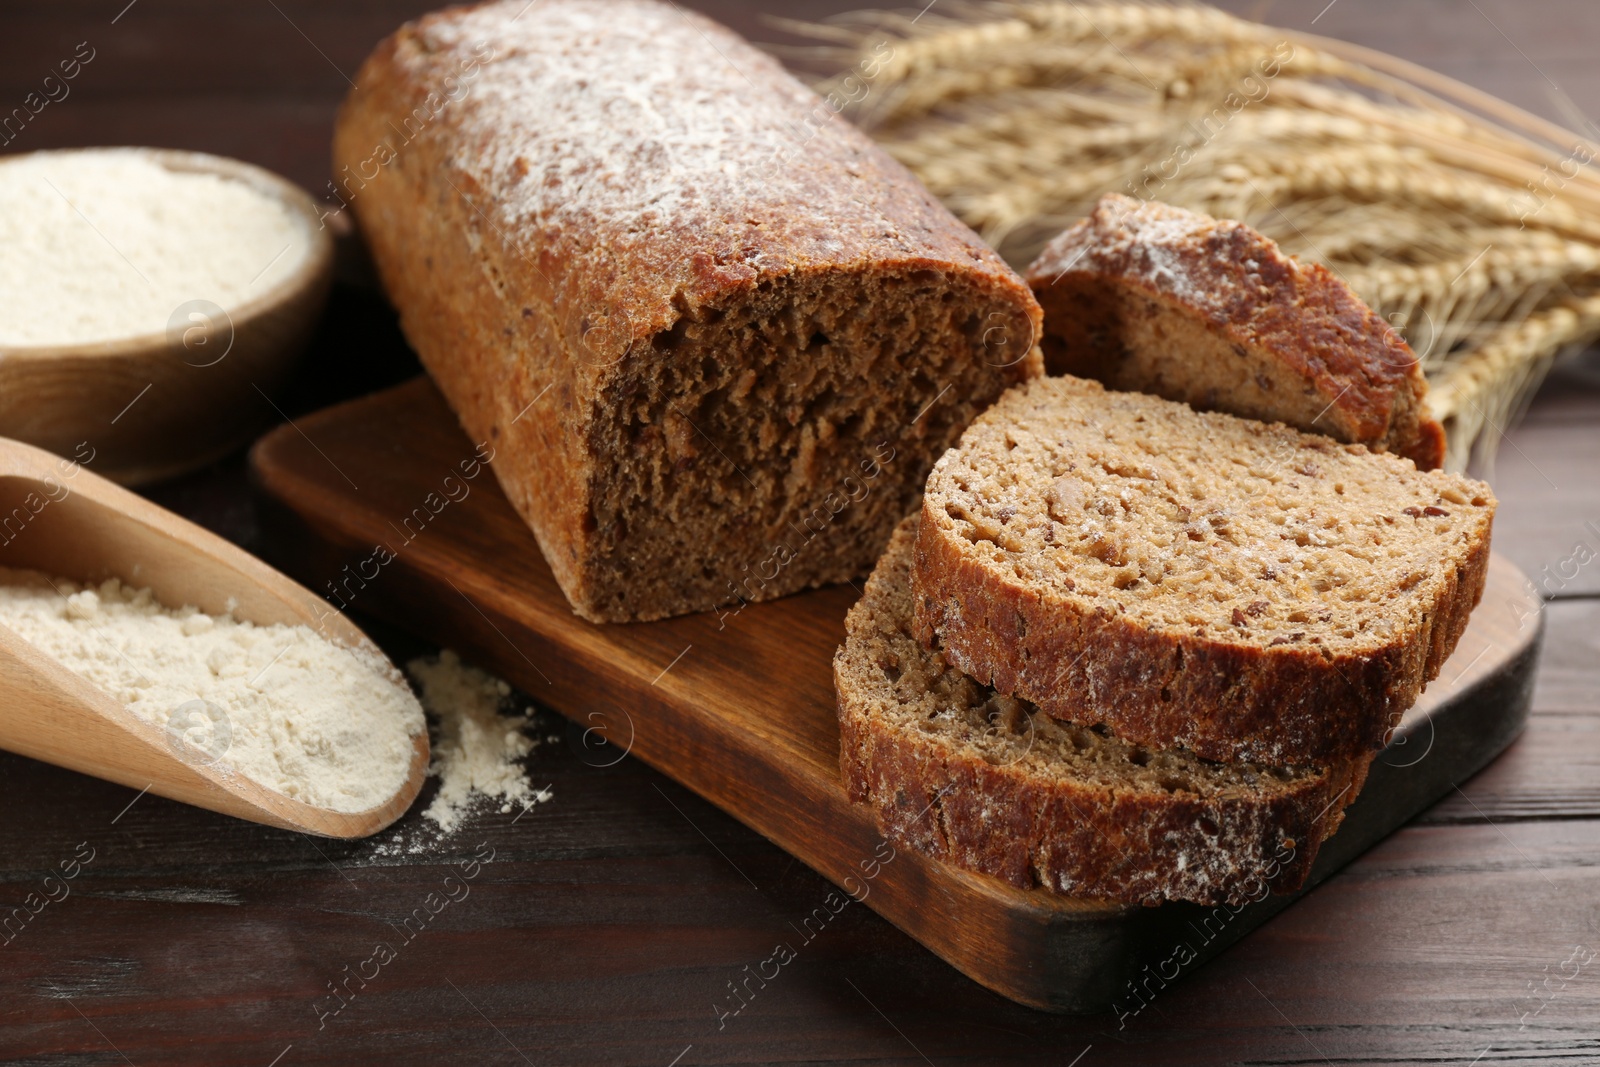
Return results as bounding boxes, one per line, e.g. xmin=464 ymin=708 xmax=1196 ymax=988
xmin=0 ymin=149 xmax=308 ymax=347
xmin=0 ymin=568 xmax=425 ymax=813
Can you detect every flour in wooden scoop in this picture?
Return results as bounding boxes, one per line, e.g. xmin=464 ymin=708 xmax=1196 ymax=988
xmin=0 ymin=568 xmax=424 ymax=813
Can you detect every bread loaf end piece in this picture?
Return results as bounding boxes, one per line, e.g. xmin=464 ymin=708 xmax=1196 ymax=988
xmin=334 ymin=0 xmax=1041 ymax=622
xmin=837 ymin=515 xmax=1367 ymax=906
xmin=912 ymin=376 xmax=1494 ymax=767
xmin=1027 ymin=194 xmax=1445 ymax=470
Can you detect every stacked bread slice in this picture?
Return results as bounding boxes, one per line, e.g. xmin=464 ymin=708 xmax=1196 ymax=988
xmin=835 ymin=513 xmax=1366 ymax=905
xmin=835 ymin=196 xmax=1496 ymax=906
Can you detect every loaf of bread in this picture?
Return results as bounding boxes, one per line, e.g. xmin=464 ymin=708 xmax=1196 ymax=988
xmin=912 ymin=376 xmax=1494 ymax=766
xmin=335 ymin=0 xmax=1042 ymax=622
xmin=837 ymin=515 xmax=1368 ymax=905
xmin=1026 ymin=194 xmax=1446 ymax=469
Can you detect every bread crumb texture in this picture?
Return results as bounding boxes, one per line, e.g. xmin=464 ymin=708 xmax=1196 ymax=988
xmin=913 ymin=375 xmax=1494 ymax=765
xmin=932 ymin=376 xmax=1488 ymax=643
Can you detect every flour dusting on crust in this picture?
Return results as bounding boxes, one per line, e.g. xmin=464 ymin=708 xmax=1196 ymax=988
xmin=372 ymin=0 xmax=1002 ymax=346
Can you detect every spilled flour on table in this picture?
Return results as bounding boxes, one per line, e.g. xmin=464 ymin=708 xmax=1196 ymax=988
xmin=371 ymin=651 xmax=551 ymax=854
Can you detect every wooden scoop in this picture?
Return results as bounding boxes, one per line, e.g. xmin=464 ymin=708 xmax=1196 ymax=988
xmin=0 ymin=436 xmax=427 ymax=837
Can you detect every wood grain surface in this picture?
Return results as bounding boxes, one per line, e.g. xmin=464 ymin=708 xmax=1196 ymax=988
xmin=1 ymin=0 xmax=1599 ymax=1063
xmin=245 ymin=375 xmax=1542 ymax=1013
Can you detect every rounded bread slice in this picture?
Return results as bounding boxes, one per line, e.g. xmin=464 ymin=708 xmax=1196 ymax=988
xmin=912 ymin=375 xmax=1494 ymax=766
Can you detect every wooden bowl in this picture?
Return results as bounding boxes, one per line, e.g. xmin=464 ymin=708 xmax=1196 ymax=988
xmin=0 ymin=148 xmax=334 ymax=486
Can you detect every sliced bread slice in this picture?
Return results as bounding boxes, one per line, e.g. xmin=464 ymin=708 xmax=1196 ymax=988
xmin=912 ymin=375 xmax=1494 ymax=767
xmin=837 ymin=515 xmax=1369 ymax=906
xmin=1025 ymin=194 xmax=1446 ymax=470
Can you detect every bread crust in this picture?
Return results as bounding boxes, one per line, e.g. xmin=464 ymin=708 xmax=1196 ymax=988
xmin=911 ymin=377 xmax=1495 ymax=767
xmin=1027 ymin=194 xmax=1446 ymax=469
xmin=837 ymin=516 xmax=1369 ymax=906
xmin=335 ymin=0 xmax=1041 ymax=622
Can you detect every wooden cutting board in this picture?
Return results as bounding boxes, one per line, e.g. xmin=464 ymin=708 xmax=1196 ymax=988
xmin=249 ymin=376 xmax=1543 ymax=1014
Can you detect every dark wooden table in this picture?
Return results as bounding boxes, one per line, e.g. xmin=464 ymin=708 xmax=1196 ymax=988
xmin=3 ymin=2 xmax=1599 ymax=1064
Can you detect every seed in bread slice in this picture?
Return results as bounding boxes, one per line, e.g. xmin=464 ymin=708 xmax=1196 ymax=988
xmin=1026 ymin=194 xmax=1446 ymax=469
xmin=836 ymin=515 xmax=1369 ymax=906
xmin=912 ymin=375 xmax=1494 ymax=767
